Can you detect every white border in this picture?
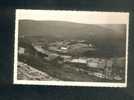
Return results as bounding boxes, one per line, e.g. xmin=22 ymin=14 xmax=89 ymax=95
xmin=14 ymin=9 xmax=129 ymax=87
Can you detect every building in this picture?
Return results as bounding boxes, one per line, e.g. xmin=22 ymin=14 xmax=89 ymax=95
xmin=70 ymin=58 xmax=87 ymax=64
xmin=33 ymin=45 xmax=46 ymax=54
xmin=18 ymin=47 xmax=25 ymax=54
xmin=105 ymin=59 xmax=113 ymax=80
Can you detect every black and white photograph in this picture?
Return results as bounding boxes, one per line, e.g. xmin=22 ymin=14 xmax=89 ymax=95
xmin=14 ymin=9 xmax=129 ymax=87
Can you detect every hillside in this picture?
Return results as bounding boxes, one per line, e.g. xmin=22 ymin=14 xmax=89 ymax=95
xmin=18 ymin=20 xmax=126 ymax=56
xmin=19 ymin=20 xmax=126 ymax=41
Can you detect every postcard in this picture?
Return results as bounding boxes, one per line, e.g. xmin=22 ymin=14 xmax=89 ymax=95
xmin=14 ymin=9 xmax=129 ymax=87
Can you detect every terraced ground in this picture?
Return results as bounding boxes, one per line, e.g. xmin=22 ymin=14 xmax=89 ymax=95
xmin=17 ymin=61 xmax=59 ymax=81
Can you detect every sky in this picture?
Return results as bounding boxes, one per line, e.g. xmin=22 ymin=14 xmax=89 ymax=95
xmin=16 ymin=9 xmax=129 ymax=24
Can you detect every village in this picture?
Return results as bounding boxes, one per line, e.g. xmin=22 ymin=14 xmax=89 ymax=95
xmin=18 ymin=39 xmax=124 ymax=82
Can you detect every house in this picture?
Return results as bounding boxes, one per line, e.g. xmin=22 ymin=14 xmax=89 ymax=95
xmin=70 ymin=58 xmax=87 ymax=64
xmin=87 ymin=58 xmax=105 ymax=68
xmin=87 ymin=61 xmax=98 ymax=68
xmin=33 ymin=45 xmax=46 ymax=54
xmin=18 ymin=47 xmax=25 ymax=54
xmin=87 ymin=58 xmax=98 ymax=68
xmin=60 ymin=47 xmax=68 ymax=50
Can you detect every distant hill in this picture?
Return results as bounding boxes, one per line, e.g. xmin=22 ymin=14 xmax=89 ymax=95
xmin=19 ymin=20 xmax=126 ymax=40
